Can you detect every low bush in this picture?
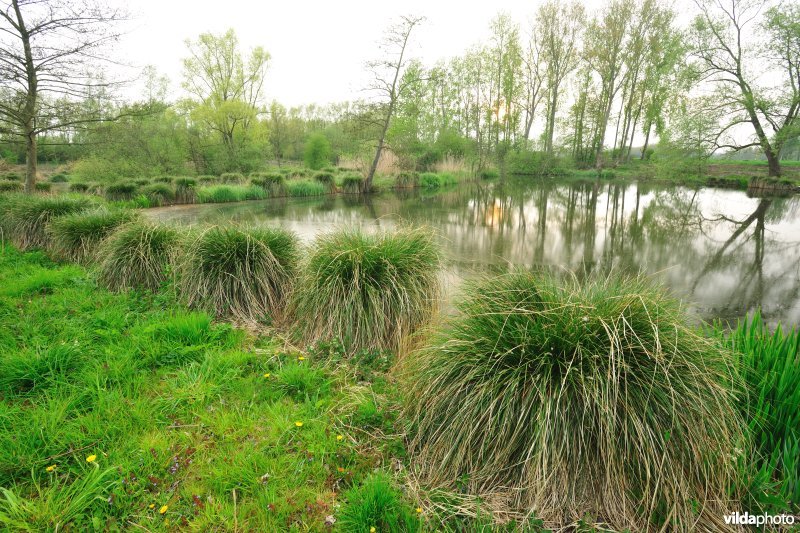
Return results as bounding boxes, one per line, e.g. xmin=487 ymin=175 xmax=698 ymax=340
xmin=47 ymin=208 xmax=139 ymax=263
xmin=97 ymin=221 xmax=180 ymax=292
xmin=402 ymin=272 xmax=745 ymax=530
xmin=49 ymin=173 xmax=68 ymax=183
xmin=292 ymin=227 xmax=441 ymax=353
xmin=0 ymin=194 xmax=93 ymax=250
xmin=286 ymin=179 xmax=324 ymax=197
xmin=177 ymin=226 xmax=298 ymax=323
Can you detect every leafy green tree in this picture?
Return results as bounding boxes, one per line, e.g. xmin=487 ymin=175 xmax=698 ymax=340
xmin=304 ymin=132 xmax=331 ymax=170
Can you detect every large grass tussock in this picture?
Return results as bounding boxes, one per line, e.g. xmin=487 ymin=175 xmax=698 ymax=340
xmin=47 ymin=208 xmax=139 ymax=263
xmin=402 ymin=272 xmax=745 ymax=530
xmin=292 ymin=227 xmax=441 ymax=353
xmin=0 ymin=194 xmax=93 ymax=251
xmin=97 ymin=221 xmax=180 ymax=292
xmin=177 ymin=226 xmax=298 ymax=323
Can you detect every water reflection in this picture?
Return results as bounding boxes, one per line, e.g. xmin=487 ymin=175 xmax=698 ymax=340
xmin=148 ymin=179 xmax=800 ymax=327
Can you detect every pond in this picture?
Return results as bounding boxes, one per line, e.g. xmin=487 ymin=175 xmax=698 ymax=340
xmin=148 ymin=178 xmax=800 ymax=328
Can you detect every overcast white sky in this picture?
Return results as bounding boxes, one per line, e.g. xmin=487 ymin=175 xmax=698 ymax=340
xmin=119 ymin=0 xmax=682 ymax=107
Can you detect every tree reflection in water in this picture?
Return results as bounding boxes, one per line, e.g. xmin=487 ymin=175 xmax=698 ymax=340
xmin=148 ymin=179 xmax=800 ymax=327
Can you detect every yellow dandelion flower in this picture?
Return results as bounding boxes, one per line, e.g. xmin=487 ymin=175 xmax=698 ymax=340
xmin=263 ymin=373 xmax=271 ymax=378
xmin=370 ymin=527 xmax=376 ymax=533
xmin=416 ymin=507 xmax=422 ymax=513
xmin=159 ymin=505 xmax=168 ymax=514
xmin=297 ymin=356 xmax=305 ymax=361
xmin=45 ymin=464 xmax=56 ymax=472
xmin=295 ymin=421 xmax=303 ymax=427
xmin=85 ymin=454 xmax=97 ymax=463
xmin=336 ymin=434 xmax=344 ymax=441
xmin=149 ymin=503 xmax=155 ymax=509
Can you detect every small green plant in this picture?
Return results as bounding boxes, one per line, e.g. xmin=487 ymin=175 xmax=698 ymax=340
xmin=402 ymin=272 xmax=745 ymax=530
xmin=292 ymin=227 xmax=441 ymax=353
xmin=177 ymin=226 xmax=298 ymax=323
xmin=338 ymin=473 xmax=418 ymax=532
xmin=97 ymin=221 xmax=180 ymax=292
xmin=304 ymin=133 xmax=332 ymax=170
xmin=47 ymin=208 xmax=139 ymax=264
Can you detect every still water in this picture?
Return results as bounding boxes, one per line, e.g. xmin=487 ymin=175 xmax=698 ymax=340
xmin=148 ymin=178 xmax=800 ymax=328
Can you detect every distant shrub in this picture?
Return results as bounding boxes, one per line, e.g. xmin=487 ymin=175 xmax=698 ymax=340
xmin=139 ymin=183 xmax=175 ymax=207
xmin=341 ymin=174 xmax=365 ymax=194
xmin=402 ymin=272 xmax=744 ymax=530
xmin=47 ymin=208 xmax=139 ymax=263
xmin=104 ymin=182 xmax=138 ymax=201
xmin=49 ymin=173 xmax=68 ymax=183
xmin=97 ymin=221 xmax=180 ymax=292
xmin=177 ymin=226 xmax=298 ymax=323
xmin=304 ymin=133 xmax=332 ymax=170
xmin=292 ymin=227 xmax=441 ymax=353
xmin=34 ymin=182 xmax=52 ymax=192
xmin=286 ymin=179 xmax=325 ymax=197
xmin=69 ymin=182 xmax=89 ymax=193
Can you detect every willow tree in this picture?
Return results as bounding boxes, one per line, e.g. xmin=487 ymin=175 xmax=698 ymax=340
xmin=182 ymin=29 xmax=270 ymax=171
xmin=692 ymin=0 xmax=800 ymax=176
xmin=0 ymin=0 xmax=125 ymax=192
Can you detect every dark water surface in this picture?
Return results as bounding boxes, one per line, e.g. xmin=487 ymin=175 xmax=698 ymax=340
xmin=148 ymin=178 xmax=800 ymax=328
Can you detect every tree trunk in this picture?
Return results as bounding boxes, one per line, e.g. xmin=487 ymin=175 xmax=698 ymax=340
xmin=13 ymin=0 xmax=38 ymax=193
xmin=766 ymin=149 xmax=781 ymax=177
xmin=24 ymin=128 xmax=36 ymax=193
xmin=365 ymin=101 xmax=394 ymax=192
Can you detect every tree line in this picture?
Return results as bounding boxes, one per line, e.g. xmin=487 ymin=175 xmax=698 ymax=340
xmin=0 ymin=0 xmax=799 ymax=192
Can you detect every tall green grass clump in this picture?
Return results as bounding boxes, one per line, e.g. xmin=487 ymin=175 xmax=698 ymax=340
xmin=196 ymin=185 xmax=266 ymax=203
xmin=177 ymin=226 xmax=298 ymax=323
xmin=104 ymin=182 xmax=138 ymax=201
xmin=69 ymin=182 xmax=89 ymax=193
xmin=394 ymin=171 xmax=419 ymax=189
xmin=0 ymin=194 xmax=92 ymax=250
xmin=313 ymin=171 xmax=335 ymax=192
xmin=220 ymin=172 xmax=245 ymax=183
xmin=293 ymin=227 xmax=440 ymax=353
xmin=97 ymin=221 xmax=180 ymax=292
xmin=262 ymin=173 xmax=286 ymax=197
xmin=0 ymin=181 xmax=21 ymax=192
xmin=402 ymin=272 xmax=745 ymax=530
xmin=139 ymin=183 xmax=175 ymax=207
xmin=341 ymin=174 xmax=365 ymax=194
xmin=722 ymin=313 xmax=800 ymax=509
xmin=47 ymin=208 xmax=139 ymax=264
xmin=175 ymin=177 xmax=197 ymax=204
xmin=419 ymin=172 xmax=456 ymax=189
xmin=286 ymin=179 xmax=324 ymax=197
xmin=338 ymin=473 xmax=419 ymax=532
